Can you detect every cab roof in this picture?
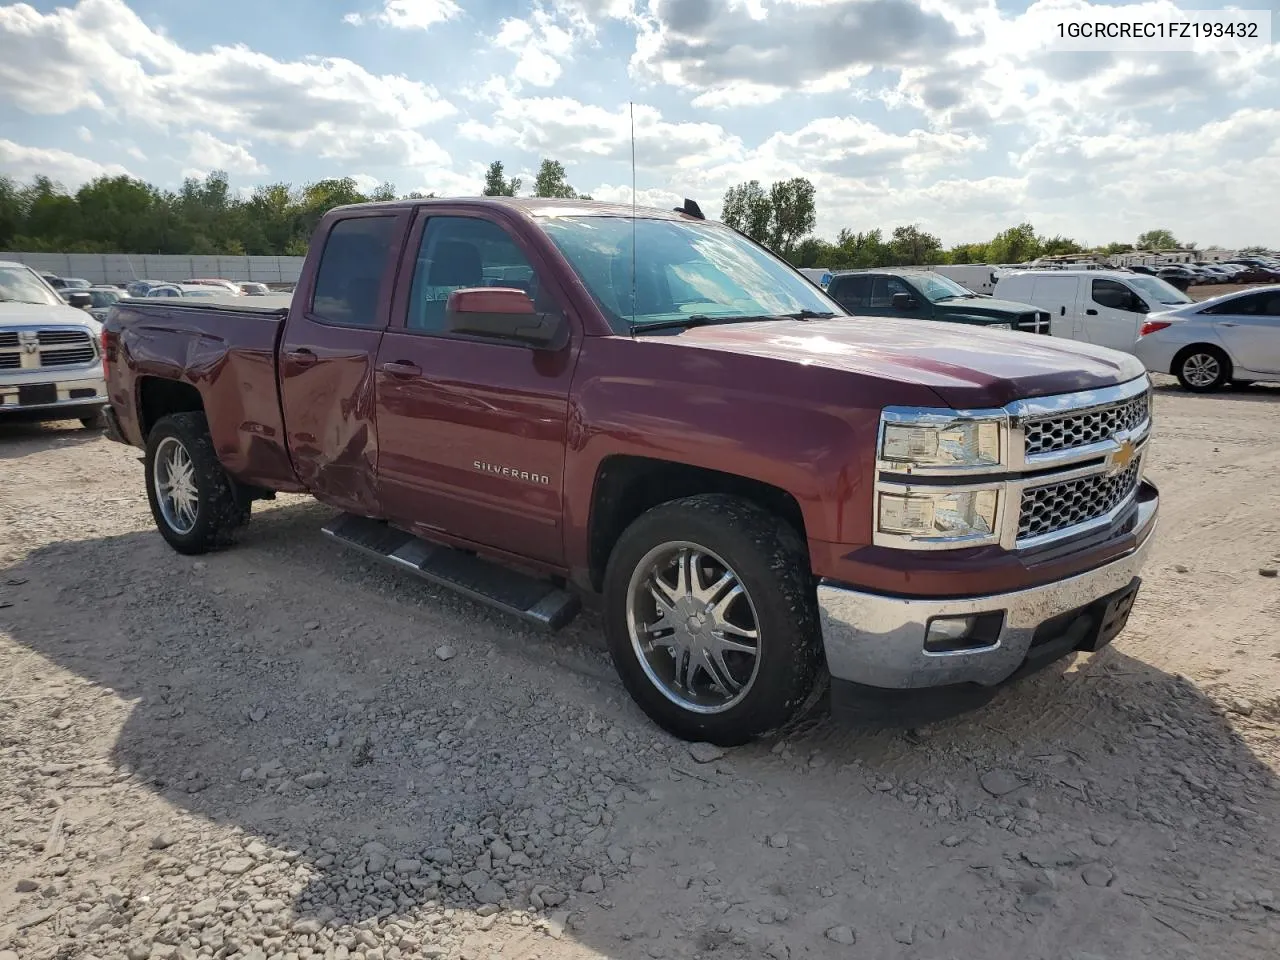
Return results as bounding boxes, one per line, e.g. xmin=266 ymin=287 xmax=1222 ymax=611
xmin=328 ymin=196 xmax=709 ymax=223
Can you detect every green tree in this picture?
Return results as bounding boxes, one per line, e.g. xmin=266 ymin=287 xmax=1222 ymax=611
xmin=888 ymin=224 xmax=943 ymax=265
xmin=482 ymin=161 xmax=521 ymax=197
xmin=1136 ymin=228 xmax=1178 ymax=250
xmin=1097 ymin=241 xmax=1134 ymax=256
xmin=533 ymin=159 xmax=582 ymax=199
xmin=1039 ymin=235 xmax=1083 ymax=257
xmin=719 ymin=180 xmax=773 ymax=244
xmin=947 ymin=242 xmax=989 ymax=264
xmin=766 ymin=177 xmax=817 ymax=255
xmin=986 ymin=222 xmax=1042 ymax=263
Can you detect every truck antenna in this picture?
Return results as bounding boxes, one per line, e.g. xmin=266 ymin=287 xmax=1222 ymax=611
xmin=629 ymin=100 xmax=637 ymax=337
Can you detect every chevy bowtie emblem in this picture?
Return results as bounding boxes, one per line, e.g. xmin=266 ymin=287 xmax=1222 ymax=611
xmin=1107 ymin=438 xmax=1136 ymax=475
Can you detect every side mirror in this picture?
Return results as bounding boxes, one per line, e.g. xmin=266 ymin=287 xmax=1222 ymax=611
xmin=67 ymin=291 xmax=92 ymax=309
xmin=890 ymin=292 xmax=914 ymax=311
xmin=444 ymin=288 xmax=567 ymax=349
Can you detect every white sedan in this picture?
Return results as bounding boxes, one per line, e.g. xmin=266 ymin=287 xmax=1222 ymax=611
xmin=1134 ymin=285 xmax=1280 ymax=391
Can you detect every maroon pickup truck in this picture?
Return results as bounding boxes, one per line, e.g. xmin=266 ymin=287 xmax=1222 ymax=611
xmin=102 ymin=197 xmax=1159 ymax=745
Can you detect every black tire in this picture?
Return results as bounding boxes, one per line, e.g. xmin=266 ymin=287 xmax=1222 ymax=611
xmin=602 ymin=494 xmax=823 ymax=746
xmin=1174 ymin=345 xmax=1231 ymax=392
xmin=144 ymin=412 xmax=250 ymax=555
xmin=80 ymin=409 xmax=106 ymax=430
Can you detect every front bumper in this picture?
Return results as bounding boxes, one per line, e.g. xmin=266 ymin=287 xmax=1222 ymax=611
xmin=0 ymin=373 xmax=107 ymax=415
xmin=817 ymin=485 xmax=1157 ymax=706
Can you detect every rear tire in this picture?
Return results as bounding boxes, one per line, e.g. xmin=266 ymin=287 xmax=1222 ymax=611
xmin=1174 ymin=346 xmax=1230 ymax=392
xmin=602 ymin=494 xmax=823 ymax=746
xmin=144 ymin=412 xmax=250 ymax=555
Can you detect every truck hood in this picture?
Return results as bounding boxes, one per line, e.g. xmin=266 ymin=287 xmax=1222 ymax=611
xmin=932 ymin=296 xmax=1040 ymax=319
xmin=672 ymin=316 xmax=1146 ymax=408
xmin=0 ymin=301 xmax=102 ymax=331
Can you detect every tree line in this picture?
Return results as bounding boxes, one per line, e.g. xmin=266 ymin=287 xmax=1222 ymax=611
xmin=0 ymin=164 xmax=1261 ymax=264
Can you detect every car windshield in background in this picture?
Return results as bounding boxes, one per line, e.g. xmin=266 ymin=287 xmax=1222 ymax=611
xmin=0 ymin=264 xmax=64 ymax=306
xmin=918 ymin=274 xmax=976 ymax=302
xmin=539 ymin=216 xmax=840 ymax=332
xmin=1128 ymin=275 xmax=1192 ymax=305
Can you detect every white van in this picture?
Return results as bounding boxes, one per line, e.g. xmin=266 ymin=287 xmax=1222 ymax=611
xmin=930 ymin=264 xmax=998 ymax=295
xmin=994 ymin=269 xmax=1193 ymax=354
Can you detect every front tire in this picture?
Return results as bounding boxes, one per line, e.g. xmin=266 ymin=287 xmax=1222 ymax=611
xmin=80 ymin=410 xmax=106 ymax=430
xmin=1174 ymin=346 xmax=1230 ymax=392
xmin=602 ymin=494 xmax=823 ymax=746
xmin=144 ymin=412 xmax=249 ymax=555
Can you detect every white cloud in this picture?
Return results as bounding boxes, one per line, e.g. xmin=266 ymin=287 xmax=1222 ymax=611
xmin=184 ymin=131 xmax=266 ymax=176
xmin=344 ymin=0 xmax=461 ymax=30
xmin=493 ymin=7 xmax=585 ymax=88
xmin=76 ymin=126 xmax=93 ymax=143
xmin=0 ymin=138 xmax=130 ymax=187
xmin=0 ymin=0 xmax=457 ymax=170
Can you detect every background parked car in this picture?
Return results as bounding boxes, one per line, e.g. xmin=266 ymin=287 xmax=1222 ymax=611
xmin=125 ymin=279 xmax=169 ymax=297
xmin=82 ymin=286 xmax=122 ymax=321
xmin=238 ymin=281 xmax=270 ymax=296
xmin=182 ymin=278 xmax=243 ymax=295
xmin=1134 ymin=284 xmax=1280 ymax=391
xmin=144 ymin=284 xmax=227 ymax=299
xmin=826 ymin=269 xmax=1050 ymax=333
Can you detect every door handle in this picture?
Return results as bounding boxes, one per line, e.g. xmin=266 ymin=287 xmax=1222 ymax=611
xmin=1060 ymin=306 xmax=1066 ymax=316
xmin=284 ymin=348 xmax=317 ymax=367
xmin=381 ymin=360 xmax=422 ymax=378
xmin=1086 ymin=309 xmax=1099 ymax=315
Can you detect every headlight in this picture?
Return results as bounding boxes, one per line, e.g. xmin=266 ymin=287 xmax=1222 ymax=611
xmin=878 ymin=489 xmax=999 ymax=542
xmin=881 ymin=417 xmax=1002 ymax=470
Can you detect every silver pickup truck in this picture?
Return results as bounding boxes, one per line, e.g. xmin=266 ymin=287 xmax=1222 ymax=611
xmin=0 ymin=260 xmax=107 ymax=429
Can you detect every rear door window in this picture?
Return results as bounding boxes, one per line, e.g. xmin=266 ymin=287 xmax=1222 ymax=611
xmin=828 ymin=275 xmax=871 ymax=311
xmin=311 ymin=216 xmax=398 ymax=327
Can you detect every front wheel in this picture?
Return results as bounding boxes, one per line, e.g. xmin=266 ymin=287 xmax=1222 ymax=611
xmin=144 ymin=412 xmax=250 ymax=555
xmin=602 ymin=494 xmax=823 ymax=746
xmin=1175 ymin=346 xmax=1230 ymax=392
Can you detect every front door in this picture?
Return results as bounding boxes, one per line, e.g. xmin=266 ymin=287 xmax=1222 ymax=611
xmin=1086 ymin=278 xmax=1146 ymax=352
xmin=374 ymin=210 xmax=579 ymax=565
xmin=278 ymin=211 xmax=408 ymax=515
xmin=1204 ymin=291 xmax=1280 ymax=374
xmin=870 ymin=275 xmax=923 ymax=319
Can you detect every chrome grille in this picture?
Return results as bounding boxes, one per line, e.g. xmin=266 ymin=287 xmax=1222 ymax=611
xmin=40 ymin=347 xmax=97 ymax=366
xmin=1019 ymin=459 xmax=1143 ymax=541
xmin=1023 ymin=390 xmax=1150 ymax=458
xmin=37 ymin=329 xmax=92 ymax=346
xmin=0 ymin=353 xmax=19 ymax=369
xmin=0 ymin=332 xmax=18 ymax=348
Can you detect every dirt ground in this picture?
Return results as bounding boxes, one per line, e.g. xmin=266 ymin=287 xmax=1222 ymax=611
xmin=2 ymin=379 xmax=1279 ymax=960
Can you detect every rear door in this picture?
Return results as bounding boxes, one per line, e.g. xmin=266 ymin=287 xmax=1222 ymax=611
xmin=1027 ymin=276 xmax=1080 ymax=338
xmin=1085 ymin=278 xmax=1146 ymax=352
xmin=827 ymin=274 xmax=871 ymax=314
xmin=1203 ymin=291 xmax=1280 ymax=374
xmin=373 ymin=209 xmax=579 ymax=565
xmin=278 ymin=211 xmax=410 ymax=515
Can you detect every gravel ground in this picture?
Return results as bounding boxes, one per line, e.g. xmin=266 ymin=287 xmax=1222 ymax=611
xmin=2 ymin=380 xmax=1279 ymax=960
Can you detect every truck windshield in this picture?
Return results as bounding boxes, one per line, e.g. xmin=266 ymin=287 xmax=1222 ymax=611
xmin=917 ymin=274 xmax=977 ymax=301
xmin=1127 ymin=275 xmax=1192 ymax=305
xmin=539 ymin=215 xmax=842 ymax=332
xmin=0 ymin=264 xmax=63 ymax=306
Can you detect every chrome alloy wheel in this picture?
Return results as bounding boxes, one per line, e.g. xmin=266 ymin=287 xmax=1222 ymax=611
xmin=1183 ymin=352 xmax=1221 ymax=387
xmin=625 ymin=541 xmax=762 ymax=714
xmin=153 ymin=435 xmax=199 ymax=534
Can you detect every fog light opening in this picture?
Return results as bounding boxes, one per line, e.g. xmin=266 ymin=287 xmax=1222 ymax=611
xmin=924 ymin=611 xmax=1005 ymax=653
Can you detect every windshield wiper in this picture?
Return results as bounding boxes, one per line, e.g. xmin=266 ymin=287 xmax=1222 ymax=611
xmin=632 ymin=314 xmax=787 ymax=334
xmin=772 ymin=309 xmax=837 ymax=319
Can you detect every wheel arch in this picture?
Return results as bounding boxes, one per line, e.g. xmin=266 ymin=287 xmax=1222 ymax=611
xmin=585 ymin=454 xmax=809 ymax=594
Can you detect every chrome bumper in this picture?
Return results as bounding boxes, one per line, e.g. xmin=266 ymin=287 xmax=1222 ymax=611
xmin=0 ymin=374 xmax=106 ymax=412
xmin=817 ymin=491 xmax=1158 ymax=690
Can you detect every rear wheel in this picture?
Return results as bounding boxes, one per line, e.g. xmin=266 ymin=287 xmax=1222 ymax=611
xmin=1175 ymin=346 xmax=1230 ymax=392
xmin=144 ymin=412 xmax=250 ymax=554
xmin=602 ymin=494 xmax=822 ymax=746
xmin=80 ymin=408 xmax=106 ymax=430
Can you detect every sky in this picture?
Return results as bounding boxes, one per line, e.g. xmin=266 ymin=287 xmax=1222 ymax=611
xmin=0 ymin=0 xmax=1277 ymax=247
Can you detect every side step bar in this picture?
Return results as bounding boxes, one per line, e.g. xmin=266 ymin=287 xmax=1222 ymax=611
xmin=321 ymin=513 xmax=580 ymax=629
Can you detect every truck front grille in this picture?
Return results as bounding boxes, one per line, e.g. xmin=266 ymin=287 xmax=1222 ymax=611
xmin=40 ymin=346 xmax=98 ymax=366
xmin=0 ymin=328 xmax=98 ymax=371
xmin=1014 ymin=312 xmax=1051 ymax=335
xmin=1019 ymin=458 xmax=1143 ymax=541
xmin=1023 ymin=389 xmax=1150 ymax=458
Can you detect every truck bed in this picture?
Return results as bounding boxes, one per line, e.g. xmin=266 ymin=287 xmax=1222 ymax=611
xmin=106 ymin=298 xmax=303 ymax=492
